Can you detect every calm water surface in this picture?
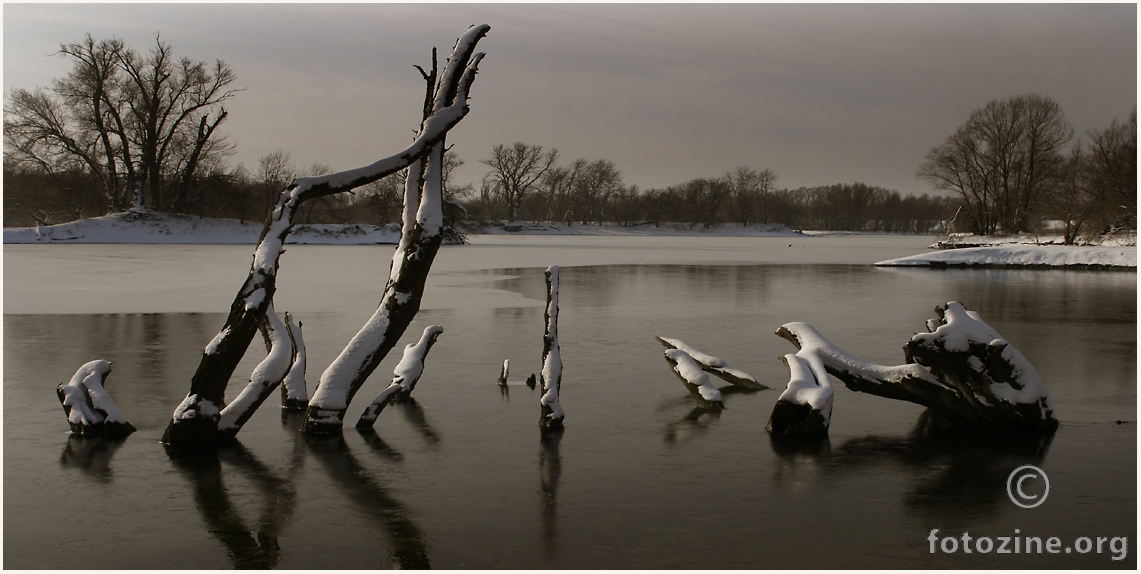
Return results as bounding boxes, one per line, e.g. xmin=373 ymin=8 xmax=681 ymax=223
xmin=4 ymin=237 xmax=1136 ymax=568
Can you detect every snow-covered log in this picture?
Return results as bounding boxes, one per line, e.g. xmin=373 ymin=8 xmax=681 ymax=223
xmin=767 ymin=353 xmax=833 ymax=436
xmin=497 ymin=359 xmax=509 ymax=387
xmin=655 ymin=336 xmax=769 ymax=389
xmin=56 ymin=359 xmax=136 ymax=437
xmin=539 ymin=266 xmax=564 ymax=431
xmin=355 ymin=325 xmax=443 ymax=428
xmin=775 ymin=301 xmax=1058 ymax=434
xmin=280 ymin=313 xmax=308 ymax=411
xmin=162 ymin=25 xmax=488 ymax=445
xmin=300 ymin=27 xmax=489 ymax=435
xmin=663 ymin=349 xmax=725 ymax=410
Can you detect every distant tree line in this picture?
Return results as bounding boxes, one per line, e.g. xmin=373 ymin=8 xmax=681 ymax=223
xmin=5 ymin=34 xmax=1134 ymax=242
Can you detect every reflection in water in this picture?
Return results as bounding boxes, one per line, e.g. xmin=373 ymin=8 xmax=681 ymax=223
xmin=165 ymin=442 xmax=295 ymax=569
xmin=539 ymin=428 xmax=563 ymax=559
xmin=663 ymin=386 xmax=762 ymax=443
xmin=60 ymin=435 xmax=128 ymax=483
xmin=391 ymin=397 xmax=441 ymax=445
xmin=355 ymin=427 xmax=404 ymax=462
xmin=303 ymin=433 xmax=431 ymax=569
xmin=769 ymin=411 xmax=1053 ymax=522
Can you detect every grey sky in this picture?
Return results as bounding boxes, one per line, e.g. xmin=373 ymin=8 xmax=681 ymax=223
xmin=4 ymin=3 xmax=1136 ymax=196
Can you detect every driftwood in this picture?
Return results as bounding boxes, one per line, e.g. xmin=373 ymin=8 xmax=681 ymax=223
xmin=538 ymin=266 xmax=564 ymax=431
xmin=775 ymin=301 xmax=1058 ymax=435
xmin=767 ymin=353 xmax=833 ymax=436
xmin=301 ymin=26 xmax=488 ymax=435
xmin=355 ymin=325 xmax=443 ymax=428
xmin=280 ymin=313 xmax=308 ymax=411
xmin=663 ymin=349 xmax=725 ymax=411
xmin=655 ymin=336 xmax=768 ymax=389
xmin=56 ymin=360 xmax=135 ymax=437
xmin=159 ymin=25 xmax=489 ymax=445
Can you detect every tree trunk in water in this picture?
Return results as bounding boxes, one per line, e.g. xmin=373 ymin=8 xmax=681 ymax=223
xmin=280 ymin=313 xmax=309 ymax=411
xmin=539 ymin=266 xmax=564 ymax=431
xmin=775 ymin=301 xmax=1058 ymax=435
xmin=655 ymin=336 xmax=769 ymax=390
xmin=57 ymin=359 xmax=135 ymax=437
xmin=663 ymin=349 xmax=725 ymax=411
xmin=160 ymin=25 xmax=488 ymax=446
xmin=355 ymin=325 xmax=443 ymax=428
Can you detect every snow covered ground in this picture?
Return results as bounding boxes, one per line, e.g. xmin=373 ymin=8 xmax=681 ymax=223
xmin=876 ymin=244 xmax=1136 ymax=268
xmin=4 ymin=211 xmax=1135 ymax=268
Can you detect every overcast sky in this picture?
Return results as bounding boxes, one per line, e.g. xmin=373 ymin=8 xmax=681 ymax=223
xmin=4 ymin=3 xmax=1136 ymax=196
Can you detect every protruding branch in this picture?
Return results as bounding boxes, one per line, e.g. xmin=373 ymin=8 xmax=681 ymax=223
xmin=663 ymin=349 xmax=724 ymax=411
xmin=539 ymin=266 xmax=564 ymax=430
xmin=57 ymin=359 xmax=135 ymax=437
xmin=767 ymin=353 xmax=833 ymax=436
xmin=280 ymin=313 xmax=308 ymax=411
xmin=217 ymin=303 xmax=294 ymax=435
xmin=355 ymin=325 xmax=444 ymax=429
xmin=497 ymin=359 xmax=509 ymax=387
xmin=655 ymin=336 xmax=769 ymax=389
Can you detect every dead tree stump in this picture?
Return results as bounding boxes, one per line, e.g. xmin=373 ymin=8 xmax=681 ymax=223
xmin=56 ymin=360 xmax=135 ymax=437
xmin=539 ymin=266 xmax=564 ymax=431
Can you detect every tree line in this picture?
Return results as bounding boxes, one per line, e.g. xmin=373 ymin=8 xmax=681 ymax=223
xmin=5 ymin=34 xmax=1135 ymax=242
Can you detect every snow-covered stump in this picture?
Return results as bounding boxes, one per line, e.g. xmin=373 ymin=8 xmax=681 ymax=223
xmin=159 ymin=25 xmax=488 ymax=445
xmin=355 ymin=325 xmax=443 ymax=429
xmin=497 ymin=359 xmax=510 ymax=387
xmin=280 ymin=313 xmax=309 ymax=411
xmin=767 ymin=354 xmax=833 ymax=437
xmin=300 ymin=27 xmax=489 ymax=435
xmin=655 ymin=336 xmax=769 ymax=390
xmin=538 ymin=266 xmax=565 ymax=431
xmin=776 ymin=301 xmax=1058 ymax=435
xmin=663 ymin=349 xmax=725 ymax=411
xmin=56 ymin=360 xmax=136 ymax=437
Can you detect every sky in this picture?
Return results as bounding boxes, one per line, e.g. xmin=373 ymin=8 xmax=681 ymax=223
xmin=3 ymin=3 xmax=1136 ymax=196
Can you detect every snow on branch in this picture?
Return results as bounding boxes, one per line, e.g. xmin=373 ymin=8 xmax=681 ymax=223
xmin=355 ymin=325 xmax=443 ymax=429
xmin=56 ymin=359 xmax=136 ymax=437
xmin=663 ymin=349 xmax=725 ymax=410
xmin=217 ymin=303 xmax=294 ymax=434
xmin=281 ymin=313 xmax=309 ymax=411
xmin=301 ymin=27 xmax=489 ymax=435
xmin=775 ymin=301 xmax=1058 ymax=434
xmin=655 ymin=336 xmax=768 ymax=390
xmin=539 ymin=266 xmax=564 ymax=430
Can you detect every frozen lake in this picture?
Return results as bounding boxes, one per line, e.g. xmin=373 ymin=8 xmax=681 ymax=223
xmin=4 ymin=236 xmax=1136 ymax=568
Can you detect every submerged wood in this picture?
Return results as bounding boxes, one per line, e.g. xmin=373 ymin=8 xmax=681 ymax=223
xmin=663 ymin=349 xmax=725 ymax=411
xmin=767 ymin=354 xmax=832 ymax=436
xmin=156 ymin=25 xmax=488 ymax=445
xmin=280 ymin=313 xmax=309 ymax=411
xmin=355 ymin=325 xmax=443 ymax=428
xmin=776 ymin=301 xmax=1058 ymax=434
xmin=57 ymin=360 xmax=136 ymax=437
xmin=497 ymin=359 xmax=509 ymax=387
xmin=302 ymin=26 xmax=489 ymax=435
xmin=655 ymin=336 xmax=769 ymax=389
xmin=539 ymin=266 xmax=564 ymax=431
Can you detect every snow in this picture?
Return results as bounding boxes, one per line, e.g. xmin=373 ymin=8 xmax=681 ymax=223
xmin=779 ymin=322 xmax=942 ymax=388
xmin=219 ymin=304 xmax=294 ymax=429
xmin=777 ymin=353 xmax=833 ymax=421
xmin=911 ymin=301 xmax=1051 ymax=407
xmin=876 ymin=245 xmax=1136 ymax=268
xmin=657 ymin=337 xmax=728 ymax=368
xmin=392 ymin=325 xmax=444 ymax=387
xmin=58 ymin=359 xmax=118 ymax=426
xmin=664 ymin=349 xmax=723 ymax=403
xmin=281 ymin=313 xmax=308 ymax=403
xmin=540 ymin=265 xmax=564 ymax=422
xmin=205 ymin=328 xmax=230 ymax=355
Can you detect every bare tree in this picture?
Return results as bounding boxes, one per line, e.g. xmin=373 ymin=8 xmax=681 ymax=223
xmin=481 ymin=142 xmax=558 ymax=222
xmin=4 ymin=33 xmax=239 ymax=214
xmin=918 ymin=94 xmax=1072 ymax=234
xmin=160 ymin=24 xmax=490 ymax=445
xmin=1086 ymin=109 xmax=1137 ymax=230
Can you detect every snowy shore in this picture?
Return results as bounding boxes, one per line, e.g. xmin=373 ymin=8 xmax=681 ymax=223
xmin=4 ymin=211 xmax=1135 ymax=269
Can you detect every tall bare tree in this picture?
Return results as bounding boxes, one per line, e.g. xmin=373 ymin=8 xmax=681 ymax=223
xmin=917 ymin=94 xmax=1072 ymax=234
xmin=4 ymin=33 xmax=238 ymax=214
xmin=481 ymin=142 xmax=557 ymax=222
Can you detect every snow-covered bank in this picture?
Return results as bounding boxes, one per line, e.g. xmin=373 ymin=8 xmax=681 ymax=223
xmin=3 ymin=210 xmax=402 ymax=245
xmin=465 ymin=221 xmax=804 ymax=237
xmin=875 ymin=245 xmax=1136 ymax=268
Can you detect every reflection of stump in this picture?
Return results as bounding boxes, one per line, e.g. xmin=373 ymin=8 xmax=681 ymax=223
xmin=776 ymin=301 xmax=1058 ymax=435
xmin=56 ymin=360 xmax=135 ymax=437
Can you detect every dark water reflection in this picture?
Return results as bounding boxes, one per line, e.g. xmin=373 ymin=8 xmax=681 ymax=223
xmin=5 ymin=263 xmax=1135 ymax=568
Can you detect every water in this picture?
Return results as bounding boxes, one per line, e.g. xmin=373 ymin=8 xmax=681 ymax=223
xmin=4 ymin=237 xmax=1136 ymax=568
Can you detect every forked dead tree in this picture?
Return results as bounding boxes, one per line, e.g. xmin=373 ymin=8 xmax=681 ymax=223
xmin=771 ymin=301 xmax=1058 ymax=436
xmin=158 ymin=25 xmax=489 ymax=445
